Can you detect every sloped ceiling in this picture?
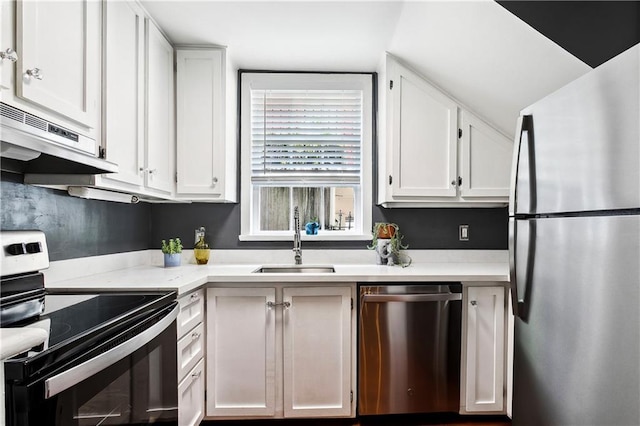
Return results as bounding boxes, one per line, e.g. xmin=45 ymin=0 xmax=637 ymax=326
xmin=497 ymin=1 xmax=640 ymax=68
xmin=141 ymin=0 xmax=595 ymax=138
xmin=384 ymin=1 xmax=591 ymax=136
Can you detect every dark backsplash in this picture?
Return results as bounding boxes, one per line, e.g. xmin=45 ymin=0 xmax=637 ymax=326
xmin=1 ymin=172 xmax=507 ymax=261
xmin=148 ymin=203 xmax=507 ymax=251
xmin=1 ymin=172 xmax=150 ymax=261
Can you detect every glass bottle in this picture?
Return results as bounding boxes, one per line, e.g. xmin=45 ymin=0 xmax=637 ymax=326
xmin=194 ymin=235 xmax=210 ymax=265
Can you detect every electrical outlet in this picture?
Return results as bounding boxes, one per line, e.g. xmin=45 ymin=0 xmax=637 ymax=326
xmin=459 ymin=224 xmax=469 ymax=241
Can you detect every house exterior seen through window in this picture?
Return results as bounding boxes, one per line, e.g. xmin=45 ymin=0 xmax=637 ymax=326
xmin=239 ymin=73 xmax=373 ymax=241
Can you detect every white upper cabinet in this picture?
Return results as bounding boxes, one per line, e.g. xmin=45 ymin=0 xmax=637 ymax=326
xmin=175 ymin=48 xmax=234 ymax=202
xmin=388 ymin=58 xmax=458 ymax=199
xmin=379 ymin=54 xmax=513 ymax=207
xmin=33 ymin=2 xmax=175 ymax=200
xmin=102 ymin=0 xmax=145 ymax=188
xmin=1 ymin=0 xmax=99 ymax=139
xmin=145 ymin=19 xmax=175 ymax=196
xmin=15 ymin=0 xmax=99 ymax=129
xmin=459 ymin=110 xmax=513 ymax=199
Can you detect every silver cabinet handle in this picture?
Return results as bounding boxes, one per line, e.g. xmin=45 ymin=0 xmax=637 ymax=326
xmin=212 ymin=177 xmax=218 ymax=186
xmin=44 ymin=304 xmax=179 ymax=399
xmin=25 ymin=67 xmax=43 ymax=80
xmin=191 ymin=370 xmax=201 ymax=380
xmin=139 ymin=168 xmax=158 ymax=175
xmin=190 ymin=293 xmax=200 ymax=302
xmin=470 ymin=300 xmax=477 ymax=306
xmin=0 ymin=48 xmax=18 ymax=62
xmin=266 ymin=301 xmax=290 ymax=309
xmin=362 ymin=293 xmax=462 ymax=303
xmin=191 ymin=332 xmax=200 ymax=340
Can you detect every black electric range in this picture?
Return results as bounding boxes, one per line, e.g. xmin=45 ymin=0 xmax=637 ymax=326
xmin=1 ymin=230 xmax=179 ymax=425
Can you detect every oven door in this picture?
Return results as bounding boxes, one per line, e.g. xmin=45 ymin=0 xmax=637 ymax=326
xmin=5 ymin=303 xmax=179 ymax=426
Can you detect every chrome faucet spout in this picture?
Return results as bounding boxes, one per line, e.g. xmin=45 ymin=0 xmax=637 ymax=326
xmin=293 ymin=206 xmax=302 ymax=265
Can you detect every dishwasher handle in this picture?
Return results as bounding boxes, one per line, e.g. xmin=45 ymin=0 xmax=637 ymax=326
xmin=362 ymin=293 xmax=462 ymax=303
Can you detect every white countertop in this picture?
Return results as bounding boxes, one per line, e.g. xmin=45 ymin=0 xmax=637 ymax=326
xmin=44 ymin=259 xmax=509 ymax=296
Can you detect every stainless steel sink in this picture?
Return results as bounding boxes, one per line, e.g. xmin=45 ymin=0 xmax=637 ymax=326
xmin=253 ymin=265 xmax=335 ymax=273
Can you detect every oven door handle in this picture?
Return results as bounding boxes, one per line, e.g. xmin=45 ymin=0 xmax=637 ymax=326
xmin=44 ymin=303 xmax=179 ymax=399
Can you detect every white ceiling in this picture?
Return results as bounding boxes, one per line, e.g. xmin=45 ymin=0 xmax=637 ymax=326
xmin=141 ymin=0 xmax=592 ymax=137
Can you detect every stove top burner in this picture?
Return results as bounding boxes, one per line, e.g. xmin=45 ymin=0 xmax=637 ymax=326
xmin=12 ymin=292 xmax=170 ymax=351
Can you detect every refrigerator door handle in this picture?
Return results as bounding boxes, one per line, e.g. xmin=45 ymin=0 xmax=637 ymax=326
xmin=509 ymin=217 xmax=520 ymax=318
xmin=509 ymin=115 xmax=533 ymax=217
xmin=509 ymin=116 xmax=524 ymax=217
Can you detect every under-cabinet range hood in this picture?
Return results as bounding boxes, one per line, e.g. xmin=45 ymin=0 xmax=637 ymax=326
xmin=0 ymin=102 xmax=118 ymax=175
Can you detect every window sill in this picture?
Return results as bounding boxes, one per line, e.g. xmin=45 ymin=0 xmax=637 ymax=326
xmin=238 ymin=233 xmax=373 ymax=242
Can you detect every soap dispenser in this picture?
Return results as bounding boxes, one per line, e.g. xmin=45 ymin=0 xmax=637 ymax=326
xmin=194 ymin=226 xmax=210 ymax=265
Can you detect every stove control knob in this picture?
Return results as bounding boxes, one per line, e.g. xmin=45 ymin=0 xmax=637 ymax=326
xmin=6 ymin=243 xmax=26 ymax=255
xmin=26 ymin=242 xmax=42 ymax=253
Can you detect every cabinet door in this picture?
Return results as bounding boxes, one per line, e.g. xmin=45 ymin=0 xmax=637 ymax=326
xmin=459 ymin=111 xmax=513 ymax=199
xmin=388 ymin=59 xmax=458 ymax=198
xmin=102 ymin=0 xmax=144 ymax=187
xmin=282 ymin=286 xmax=352 ymax=417
xmin=16 ymin=0 xmax=99 ymax=128
xmin=465 ymin=286 xmax=505 ymax=412
xmin=176 ymin=48 xmax=226 ymax=199
xmin=145 ymin=20 xmax=174 ymax=195
xmin=177 ymin=322 xmax=204 ymax=383
xmin=177 ymin=289 xmax=205 ymax=338
xmin=1 ymin=0 xmax=15 ymax=93
xmin=206 ymin=287 xmax=276 ymax=417
xmin=178 ymin=359 xmax=205 ymax=426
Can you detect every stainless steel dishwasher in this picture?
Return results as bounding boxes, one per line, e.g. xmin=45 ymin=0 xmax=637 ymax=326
xmin=358 ymin=284 xmax=462 ymax=415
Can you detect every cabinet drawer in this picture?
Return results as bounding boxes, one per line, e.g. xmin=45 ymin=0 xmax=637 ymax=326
xmin=178 ymin=322 xmax=204 ymax=382
xmin=178 ymin=289 xmax=204 ymax=338
xmin=178 ymin=358 xmax=205 ymax=426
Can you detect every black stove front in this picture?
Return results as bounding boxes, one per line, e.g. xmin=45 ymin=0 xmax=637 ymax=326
xmin=2 ymin=289 xmax=179 ymax=426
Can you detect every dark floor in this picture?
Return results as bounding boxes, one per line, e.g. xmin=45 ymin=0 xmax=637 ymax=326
xmin=201 ymin=413 xmax=511 ymax=426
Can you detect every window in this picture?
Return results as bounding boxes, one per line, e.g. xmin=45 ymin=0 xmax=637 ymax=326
xmin=239 ymin=73 xmax=373 ymax=241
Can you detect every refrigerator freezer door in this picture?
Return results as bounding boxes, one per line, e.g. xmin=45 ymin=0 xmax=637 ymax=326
xmin=512 ymin=214 xmax=640 ymax=425
xmin=513 ymin=44 xmax=639 ymax=216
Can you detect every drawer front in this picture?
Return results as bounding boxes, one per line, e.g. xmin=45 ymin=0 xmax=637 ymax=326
xmin=177 ymin=322 xmax=205 ymax=382
xmin=178 ymin=289 xmax=204 ymax=338
xmin=178 ymin=358 xmax=205 ymax=426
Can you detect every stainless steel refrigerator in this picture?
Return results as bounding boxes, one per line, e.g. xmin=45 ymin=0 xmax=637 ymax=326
xmin=509 ymin=44 xmax=639 ymax=425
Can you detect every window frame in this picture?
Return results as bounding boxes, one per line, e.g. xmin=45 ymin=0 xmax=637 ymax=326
xmin=239 ymin=72 xmax=373 ymax=241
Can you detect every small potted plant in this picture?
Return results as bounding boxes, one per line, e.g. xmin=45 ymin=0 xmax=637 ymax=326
xmin=368 ymin=223 xmax=411 ymax=267
xmin=161 ymin=238 xmax=183 ymax=267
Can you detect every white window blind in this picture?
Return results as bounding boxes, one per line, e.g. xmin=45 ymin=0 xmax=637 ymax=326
xmin=251 ymin=89 xmax=362 ymax=186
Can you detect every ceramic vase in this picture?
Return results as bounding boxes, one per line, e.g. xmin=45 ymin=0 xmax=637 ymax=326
xmin=164 ymin=253 xmax=181 ymax=267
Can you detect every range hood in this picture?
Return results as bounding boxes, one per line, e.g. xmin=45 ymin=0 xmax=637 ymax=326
xmin=0 ymin=102 xmax=118 ymax=175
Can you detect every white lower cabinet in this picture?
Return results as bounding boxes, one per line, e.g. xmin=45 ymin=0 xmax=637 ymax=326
xmin=206 ymin=285 xmax=355 ymax=419
xmin=177 ymin=289 xmax=205 ymax=426
xmin=282 ymin=286 xmax=352 ymax=418
xmin=461 ymin=285 xmax=506 ymax=413
xmin=179 ymin=358 xmax=205 ymax=426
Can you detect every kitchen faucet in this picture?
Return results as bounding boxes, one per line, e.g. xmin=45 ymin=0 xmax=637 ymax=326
xmin=293 ymin=206 xmax=302 ymax=264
